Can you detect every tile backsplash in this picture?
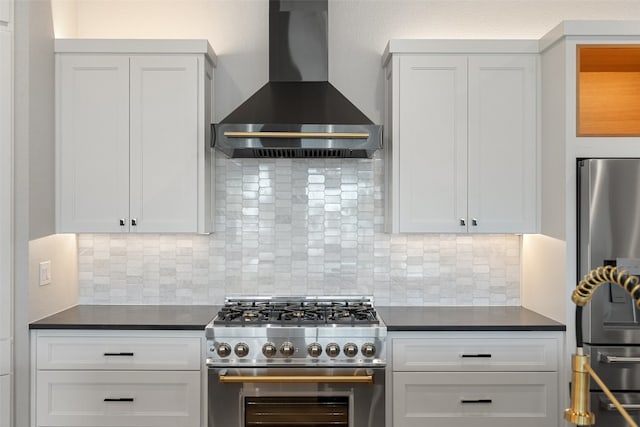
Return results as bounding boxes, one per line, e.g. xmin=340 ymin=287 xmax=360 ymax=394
xmin=78 ymin=156 xmax=521 ymax=306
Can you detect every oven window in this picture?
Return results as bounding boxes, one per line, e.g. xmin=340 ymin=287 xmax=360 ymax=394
xmin=245 ymin=396 xmax=349 ymax=426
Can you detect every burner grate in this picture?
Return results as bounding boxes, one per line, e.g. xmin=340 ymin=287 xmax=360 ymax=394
xmin=213 ymin=299 xmax=379 ymax=326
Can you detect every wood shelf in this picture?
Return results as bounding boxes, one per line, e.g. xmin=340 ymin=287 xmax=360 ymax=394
xmin=577 ymin=45 xmax=640 ymax=137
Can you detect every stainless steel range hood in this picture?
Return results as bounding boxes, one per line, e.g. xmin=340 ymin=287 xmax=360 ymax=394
xmin=212 ymin=0 xmax=382 ymax=159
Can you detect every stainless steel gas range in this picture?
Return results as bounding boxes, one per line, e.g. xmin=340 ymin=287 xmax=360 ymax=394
xmin=205 ymin=296 xmax=386 ymax=427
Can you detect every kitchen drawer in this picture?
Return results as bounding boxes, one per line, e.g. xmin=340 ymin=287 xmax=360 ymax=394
xmin=36 ymin=370 xmax=200 ymax=427
xmin=0 ymin=375 xmax=9 ymax=427
xmin=392 ymin=335 xmax=559 ymax=371
xmin=393 ymin=371 xmax=558 ymax=427
xmin=36 ymin=334 xmax=201 ymax=370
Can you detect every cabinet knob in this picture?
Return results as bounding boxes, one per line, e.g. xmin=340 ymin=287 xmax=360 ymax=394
xmin=459 ymin=218 xmax=466 ymax=226
xmin=131 ymin=218 xmax=137 ymax=226
xmin=119 ymin=218 xmax=126 ymax=227
xmin=472 ymin=218 xmax=478 ymax=226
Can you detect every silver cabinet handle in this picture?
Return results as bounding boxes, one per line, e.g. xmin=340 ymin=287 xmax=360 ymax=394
xmin=459 ymin=218 xmax=466 ymax=226
xmin=605 ymin=402 xmax=640 ymax=412
xmin=599 ymin=354 xmax=640 ymax=364
xmin=131 ymin=218 xmax=137 ymax=226
xmin=119 ymin=218 xmax=126 ymax=226
xmin=472 ymin=218 xmax=478 ymax=226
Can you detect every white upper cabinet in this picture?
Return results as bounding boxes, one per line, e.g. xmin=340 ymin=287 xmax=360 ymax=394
xmin=467 ymin=55 xmax=537 ymax=233
xmin=0 ymin=0 xmax=10 ymax=26
xmin=56 ymin=39 xmax=216 ymax=234
xmin=396 ymin=55 xmax=468 ymax=233
xmin=384 ymin=41 xmax=538 ymax=234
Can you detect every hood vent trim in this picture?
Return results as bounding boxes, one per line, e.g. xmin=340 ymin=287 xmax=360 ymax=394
xmin=253 ymin=148 xmax=352 ymax=159
xmin=212 ymin=0 xmax=382 ymax=159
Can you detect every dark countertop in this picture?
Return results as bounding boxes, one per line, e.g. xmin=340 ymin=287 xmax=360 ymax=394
xmin=376 ymin=306 xmax=565 ymax=331
xmin=29 ymin=305 xmax=219 ymax=330
xmin=29 ymin=305 xmax=564 ymax=332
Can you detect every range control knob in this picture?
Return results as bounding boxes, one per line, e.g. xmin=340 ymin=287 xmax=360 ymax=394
xmin=280 ymin=342 xmax=295 ymax=357
xmin=326 ymin=343 xmax=340 ymax=358
xmin=262 ymin=343 xmax=277 ymax=358
xmin=216 ymin=343 xmax=231 ymax=358
xmin=234 ymin=342 xmax=249 ymax=358
xmin=361 ymin=343 xmax=376 ymax=358
xmin=307 ymin=343 xmax=323 ymax=358
xmin=343 ymin=343 xmax=358 ymax=358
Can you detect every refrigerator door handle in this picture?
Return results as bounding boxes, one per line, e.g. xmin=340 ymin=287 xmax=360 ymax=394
xmin=599 ymin=354 xmax=640 ymax=364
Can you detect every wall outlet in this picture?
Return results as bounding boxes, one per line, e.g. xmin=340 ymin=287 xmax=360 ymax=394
xmin=39 ymin=260 xmax=51 ymax=286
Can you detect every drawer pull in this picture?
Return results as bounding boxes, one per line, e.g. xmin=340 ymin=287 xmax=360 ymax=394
xmin=461 ymin=399 xmax=493 ymax=404
xmin=103 ymin=352 xmax=134 ymax=357
xmin=104 ymin=398 xmax=134 ymax=402
xmin=460 ymin=353 xmax=492 ymax=358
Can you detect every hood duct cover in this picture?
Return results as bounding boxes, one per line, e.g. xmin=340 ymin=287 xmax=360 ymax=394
xmin=212 ymin=0 xmax=382 ymax=158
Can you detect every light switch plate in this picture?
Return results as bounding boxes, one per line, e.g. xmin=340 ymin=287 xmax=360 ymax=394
xmin=39 ymin=260 xmax=51 ymax=286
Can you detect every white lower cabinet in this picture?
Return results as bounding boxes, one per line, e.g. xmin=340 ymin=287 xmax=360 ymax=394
xmin=390 ymin=331 xmax=563 ymax=427
xmin=32 ymin=330 xmax=205 ymax=427
xmin=0 ymin=374 xmax=9 ymax=427
xmin=36 ymin=371 xmax=200 ymax=427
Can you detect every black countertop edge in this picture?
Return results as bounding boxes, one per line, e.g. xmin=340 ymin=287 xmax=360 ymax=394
xmin=29 ymin=305 xmax=219 ymax=330
xmin=376 ymin=306 xmax=566 ymax=332
xmin=29 ymin=323 xmax=208 ymax=331
xmin=29 ymin=304 xmax=565 ymax=332
xmin=386 ymin=324 xmax=566 ymax=332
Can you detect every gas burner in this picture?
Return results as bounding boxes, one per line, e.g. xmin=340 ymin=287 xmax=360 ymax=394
xmin=213 ymin=297 xmax=380 ymax=326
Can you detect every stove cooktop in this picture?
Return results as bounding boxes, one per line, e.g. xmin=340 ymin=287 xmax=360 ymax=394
xmin=214 ymin=297 xmax=380 ymax=326
xmin=206 ymin=297 xmax=386 ymax=366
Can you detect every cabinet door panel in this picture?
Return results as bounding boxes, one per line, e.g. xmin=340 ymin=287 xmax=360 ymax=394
xmin=398 ymin=55 xmax=468 ymax=232
xmin=393 ymin=371 xmax=557 ymax=427
xmin=129 ymin=56 xmax=199 ymax=232
xmin=36 ymin=335 xmax=201 ymax=370
xmin=57 ymin=55 xmax=130 ymax=232
xmin=36 ymin=370 xmax=200 ymax=427
xmin=0 ymin=375 xmax=9 ymax=427
xmin=467 ymin=55 xmax=537 ymax=233
xmin=393 ymin=336 xmax=558 ymax=372
xmin=0 ymin=0 xmax=10 ymax=26
xmin=0 ymin=30 xmax=11 ymax=345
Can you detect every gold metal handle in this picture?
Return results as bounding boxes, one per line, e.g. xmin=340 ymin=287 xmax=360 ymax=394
xmin=218 ymin=374 xmax=374 ymax=384
xmin=223 ymin=131 xmax=370 ymax=139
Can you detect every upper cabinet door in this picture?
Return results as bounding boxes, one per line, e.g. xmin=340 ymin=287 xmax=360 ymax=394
xmin=398 ymin=55 xmax=468 ymax=233
xmin=57 ymin=55 xmax=130 ymax=232
xmin=467 ymin=55 xmax=537 ymax=233
xmin=0 ymin=27 xmax=11 ymax=354
xmin=0 ymin=0 xmax=10 ymax=26
xmin=129 ymin=56 xmax=199 ymax=233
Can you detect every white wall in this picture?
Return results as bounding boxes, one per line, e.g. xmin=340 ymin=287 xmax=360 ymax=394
xmin=29 ymin=234 xmax=78 ymax=322
xmin=14 ymin=0 xmax=79 ymax=425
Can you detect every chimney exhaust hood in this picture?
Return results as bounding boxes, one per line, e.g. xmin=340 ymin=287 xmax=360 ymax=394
xmin=212 ymin=0 xmax=382 ymax=159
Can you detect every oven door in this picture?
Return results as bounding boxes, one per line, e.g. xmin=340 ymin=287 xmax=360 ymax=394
xmin=208 ymin=367 xmax=385 ymax=427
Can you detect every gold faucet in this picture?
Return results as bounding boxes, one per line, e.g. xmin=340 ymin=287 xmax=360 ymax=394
xmin=565 ymin=265 xmax=640 ymax=427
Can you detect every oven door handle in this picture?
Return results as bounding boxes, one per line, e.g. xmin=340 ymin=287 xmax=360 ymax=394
xmin=599 ymin=354 xmax=640 ymax=364
xmin=218 ymin=373 xmax=374 ymax=384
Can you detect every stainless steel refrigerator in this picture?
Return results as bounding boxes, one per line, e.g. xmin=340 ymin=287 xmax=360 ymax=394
xmin=578 ymin=158 xmax=640 ymax=426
